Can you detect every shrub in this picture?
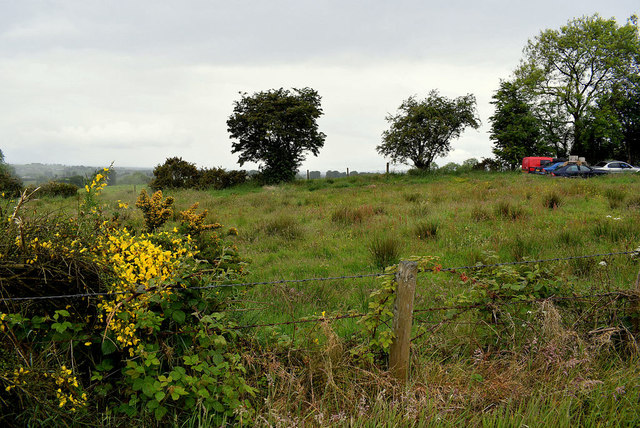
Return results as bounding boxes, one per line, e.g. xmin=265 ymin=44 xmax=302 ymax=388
xmin=136 ymin=189 xmax=174 ymax=232
xmin=198 ymin=168 xmax=248 ymax=190
xmin=34 ymin=181 xmax=79 ymax=198
xmin=149 ymin=157 xmax=200 ymax=190
xmin=368 ymin=236 xmax=401 ymax=269
xmin=0 ymin=177 xmax=252 ymax=425
xmin=178 ymin=203 xmax=222 ymax=235
xmin=0 ymin=169 xmax=23 ymax=197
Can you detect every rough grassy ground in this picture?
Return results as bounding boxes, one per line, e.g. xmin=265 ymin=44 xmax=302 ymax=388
xmin=100 ymin=171 xmax=640 ymax=426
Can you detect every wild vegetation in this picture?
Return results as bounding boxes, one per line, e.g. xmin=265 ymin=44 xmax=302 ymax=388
xmin=1 ymin=169 xmax=638 ymax=426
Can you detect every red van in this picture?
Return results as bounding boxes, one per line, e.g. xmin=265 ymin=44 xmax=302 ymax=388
xmin=522 ymin=157 xmax=553 ymax=173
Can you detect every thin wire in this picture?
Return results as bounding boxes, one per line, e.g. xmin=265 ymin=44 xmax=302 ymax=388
xmin=0 ymin=250 xmax=637 ymax=302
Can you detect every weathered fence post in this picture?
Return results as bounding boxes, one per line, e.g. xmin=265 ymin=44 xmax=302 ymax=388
xmin=307 ymin=170 xmax=310 ymax=180
xmin=347 ymin=168 xmax=349 ymax=177
xmin=386 ymin=162 xmax=390 ymax=174
xmin=632 ymin=266 xmax=640 ymax=335
xmin=389 ymin=260 xmax=418 ymax=383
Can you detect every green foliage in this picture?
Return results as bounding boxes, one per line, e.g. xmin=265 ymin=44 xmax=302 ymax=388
xmin=227 ymin=87 xmax=326 ymax=184
xmin=377 ymin=90 xmax=480 ymax=170
xmin=149 ymin=157 xmax=200 ymax=191
xmin=515 ymin=14 xmax=640 ymax=155
xmin=198 ymin=167 xmax=248 ymax=190
xmin=490 ymin=80 xmax=548 ymax=168
xmin=30 ymin=181 xmax=79 ymax=198
xmin=0 ymin=150 xmax=23 ymax=197
xmin=0 ymin=178 xmax=253 ymax=425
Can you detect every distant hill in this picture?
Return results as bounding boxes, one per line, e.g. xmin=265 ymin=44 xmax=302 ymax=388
xmin=10 ymin=163 xmax=153 ymax=186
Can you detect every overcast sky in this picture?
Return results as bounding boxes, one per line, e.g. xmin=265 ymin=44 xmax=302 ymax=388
xmin=0 ymin=1 xmax=637 ymax=172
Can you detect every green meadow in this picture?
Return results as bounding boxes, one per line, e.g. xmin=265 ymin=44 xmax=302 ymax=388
xmin=97 ymin=170 xmax=640 ymax=426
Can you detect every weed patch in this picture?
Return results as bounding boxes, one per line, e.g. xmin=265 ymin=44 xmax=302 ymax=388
xmin=414 ymin=220 xmax=439 ymax=239
xmin=368 ymin=236 xmax=401 ymax=269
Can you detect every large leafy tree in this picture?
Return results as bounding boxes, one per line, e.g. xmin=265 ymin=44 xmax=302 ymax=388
xmin=227 ymin=87 xmax=326 ymax=183
xmin=490 ymin=80 xmax=549 ymax=169
xmin=515 ymin=14 xmax=640 ymax=155
xmin=377 ymin=90 xmax=480 ymax=170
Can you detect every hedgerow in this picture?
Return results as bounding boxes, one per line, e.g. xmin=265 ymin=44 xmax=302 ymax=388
xmin=0 ymin=168 xmax=253 ymax=425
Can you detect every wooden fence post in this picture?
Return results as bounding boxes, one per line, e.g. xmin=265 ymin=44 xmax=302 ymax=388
xmin=632 ymin=266 xmax=640 ymax=335
xmin=307 ymin=170 xmax=310 ymax=180
xmin=386 ymin=163 xmax=390 ymax=174
xmin=389 ymin=260 xmax=418 ymax=383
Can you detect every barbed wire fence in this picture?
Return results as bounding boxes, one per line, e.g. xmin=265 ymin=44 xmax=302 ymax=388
xmin=3 ymin=248 xmax=639 ymax=381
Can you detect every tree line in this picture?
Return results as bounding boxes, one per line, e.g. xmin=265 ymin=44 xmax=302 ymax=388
xmin=221 ymin=13 xmax=639 ymax=182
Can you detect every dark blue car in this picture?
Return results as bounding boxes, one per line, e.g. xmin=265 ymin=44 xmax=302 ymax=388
xmin=551 ymin=164 xmax=608 ymax=178
xmin=543 ymin=162 xmax=566 ymax=174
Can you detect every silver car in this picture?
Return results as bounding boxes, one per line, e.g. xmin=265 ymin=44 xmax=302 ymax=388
xmin=593 ymin=161 xmax=640 ymax=173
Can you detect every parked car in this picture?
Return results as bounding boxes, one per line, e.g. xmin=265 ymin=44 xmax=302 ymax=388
xmin=551 ymin=164 xmax=608 ymax=178
xmin=543 ymin=162 xmax=567 ymax=174
xmin=592 ymin=161 xmax=640 ymax=173
xmin=522 ymin=156 xmax=553 ymax=173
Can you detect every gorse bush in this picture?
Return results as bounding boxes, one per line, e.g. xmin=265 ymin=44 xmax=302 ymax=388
xmin=136 ymin=189 xmax=175 ymax=232
xmin=0 ymin=172 xmax=253 ymax=425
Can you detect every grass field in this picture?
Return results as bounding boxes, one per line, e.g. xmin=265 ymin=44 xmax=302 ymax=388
xmin=91 ymin=170 xmax=640 ymax=426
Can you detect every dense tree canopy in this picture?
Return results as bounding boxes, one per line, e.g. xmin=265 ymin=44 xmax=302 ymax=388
xmin=377 ymin=91 xmax=480 ymax=170
xmin=227 ymin=88 xmax=326 ymax=183
xmin=489 ymin=80 xmax=550 ymax=169
xmin=514 ymin=14 xmax=640 ymax=157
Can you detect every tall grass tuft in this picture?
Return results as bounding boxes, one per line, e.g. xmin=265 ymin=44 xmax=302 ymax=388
xmin=332 ymin=205 xmax=385 ymax=225
xmin=471 ymin=205 xmax=492 ymax=221
xmin=403 ymin=192 xmax=421 ymax=203
xmin=542 ymin=191 xmax=562 ymax=209
xmin=414 ymin=220 xmax=439 ymax=239
xmin=494 ymin=200 xmax=526 ymax=220
xmin=368 ymin=236 xmax=401 ymax=269
xmin=410 ymin=201 xmax=431 ymax=217
xmin=604 ymin=187 xmax=626 ymax=209
xmin=262 ymin=216 xmax=302 ymax=240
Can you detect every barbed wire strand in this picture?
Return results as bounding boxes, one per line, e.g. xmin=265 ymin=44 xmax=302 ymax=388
xmin=1 ymin=250 xmax=637 ymax=303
